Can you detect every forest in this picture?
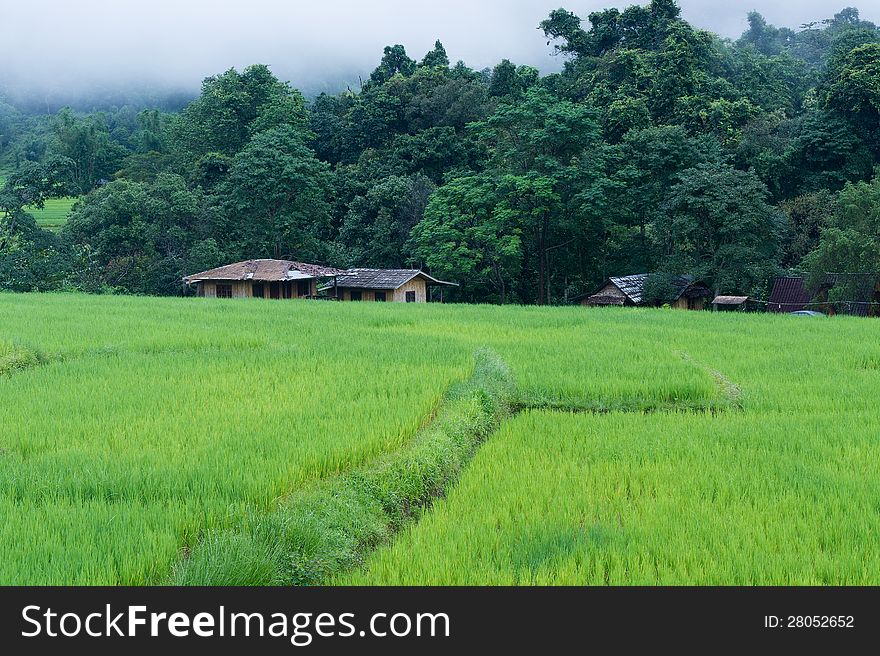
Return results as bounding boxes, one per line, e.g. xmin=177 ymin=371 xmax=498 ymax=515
xmin=1 ymin=0 xmax=878 ymax=304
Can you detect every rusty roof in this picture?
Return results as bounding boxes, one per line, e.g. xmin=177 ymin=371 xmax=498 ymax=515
xmin=712 ymin=295 xmax=749 ymax=305
xmin=326 ymin=269 xmax=458 ymax=290
xmin=183 ymin=259 xmax=345 ymax=283
xmin=768 ymin=276 xmax=811 ymax=312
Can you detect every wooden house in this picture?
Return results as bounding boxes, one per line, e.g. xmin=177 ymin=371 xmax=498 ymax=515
xmin=583 ymin=274 xmax=710 ymax=310
xmin=183 ymin=259 xmax=345 ymax=299
xmin=321 ymin=269 xmax=457 ymax=302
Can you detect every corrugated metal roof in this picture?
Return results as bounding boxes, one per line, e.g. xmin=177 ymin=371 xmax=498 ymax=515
xmin=183 ymin=259 xmax=345 ymax=283
xmin=328 ymin=269 xmax=457 ymax=290
xmin=608 ymin=274 xmax=650 ymax=304
xmin=768 ymin=276 xmax=811 ymax=312
xmin=606 ymin=274 xmax=699 ymax=304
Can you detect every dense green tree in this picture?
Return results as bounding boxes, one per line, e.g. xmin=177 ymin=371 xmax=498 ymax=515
xmin=168 ymin=65 xmax=309 ymax=166
xmin=655 ymin=163 xmax=783 ymax=295
xmin=737 ymin=12 xmax=794 ymax=56
xmin=420 ymin=40 xmax=450 ymax=68
xmin=338 ymin=174 xmax=434 ymax=267
xmin=368 ymin=45 xmax=417 ymax=87
xmin=65 ymin=173 xmax=205 ymax=294
xmin=409 ymin=174 xmax=522 ymax=303
xmin=601 ymin=126 xmax=721 ymax=271
xmin=0 ymin=159 xmax=76 ymax=291
xmin=472 ymin=87 xmax=602 ymax=304
xmin=821 ymin=43 xmax=880 ymax=153
xmin=0 ymin=212 xmax=69 ymax=292
xmin=778 ymin=190 xmax=835 ymax=267
xmin=802 ymin=172 xmax=880 ymax=286
xmin=213 ymin=125 xmax=332 ymax=261
xmin=51 ymin=109 xmax=127 ymax=193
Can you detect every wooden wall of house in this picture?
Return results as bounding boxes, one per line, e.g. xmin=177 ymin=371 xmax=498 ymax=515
xmin=672 ymin=296 xmax=704 ymax=310
xmin=393 ymin=278 xmax=427 ymax=302
xmin=335 ymin=281 xmax=427 ymax=302
xmin=336 ymin=288 xmax=387 ymax=302
xmin=581 ymin=282 xmax=625 ymax=306
xmin=199 ymin=281 xmax=251 ymax=298
xmin=199 ymin=279 xmax=318 ymax=299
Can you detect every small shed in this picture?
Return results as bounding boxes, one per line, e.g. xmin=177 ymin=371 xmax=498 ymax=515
xmin=583 ymin=274 xmax=710 ymax=310
xmin=183 ymin=259 xmax=345 ymax=299
xmin=712 ymin=295 xmax=749 ymax=311
xmin=321 ymin=269 xmax=458 ymax=303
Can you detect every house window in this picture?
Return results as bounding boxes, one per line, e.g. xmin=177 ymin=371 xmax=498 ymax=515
xmin=375 ymin=291 xmax=386 ymax=302
xmin=405 ymin=291 xmax=416 ymax=303
xmin=351 ymin=290 xmax=362 ymax=301
xmin=216 ymin=284 xmax=233 ymax=299
xmin=252 ymin=283 xmax=264 ymax=299
xmin=298 ymin=279 xmax=311 ymax=297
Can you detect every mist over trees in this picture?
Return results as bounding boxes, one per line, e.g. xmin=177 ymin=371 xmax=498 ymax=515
xmin=1 ymin=1 xmax=879 ymax=303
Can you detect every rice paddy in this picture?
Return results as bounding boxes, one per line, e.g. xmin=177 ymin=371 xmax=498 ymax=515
xmin=27 ymin=197 xmax=78 ymax=230
xmin=0 ymin=172 xmax=77 ymax=230
xmin=1 ymin=292 xmax=879 ymax=584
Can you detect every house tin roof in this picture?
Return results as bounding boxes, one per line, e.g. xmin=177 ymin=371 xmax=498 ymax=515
xmin=326 ymin=269 xmax=458 ymax=290
xmin=600 ymin=274 xmax=703 ymax=304
xmin=768 ymin=276 xmax=811 ymax=312
xmin=183 ymin=259 xmax=345 ymax=283
xmin=712 ymin=295 xmax=749 ymax=305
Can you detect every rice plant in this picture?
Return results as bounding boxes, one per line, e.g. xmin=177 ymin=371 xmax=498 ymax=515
xmin=2 ymin=292 xmax=879 ymax=584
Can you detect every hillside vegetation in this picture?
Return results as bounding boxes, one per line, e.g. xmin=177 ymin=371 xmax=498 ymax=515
xmin=1 ymin=2 xmax=879 ymax=299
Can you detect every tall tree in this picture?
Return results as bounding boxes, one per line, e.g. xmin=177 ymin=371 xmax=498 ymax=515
xmin=214 ymin=125 xmax=332 ymax=261
xmin=802 ymin=172 xmax=880 ymax=285
xmin=655 ymin=163 xmax=783 ymax=295
xmin=420 ymin=40 xmax=450 ymax=68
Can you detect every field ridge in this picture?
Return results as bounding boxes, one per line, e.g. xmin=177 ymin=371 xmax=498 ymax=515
xmin=172 ymin=345 xmax=737 ymax=585
xmin=170 ymin=348 xmax=515 ymax=585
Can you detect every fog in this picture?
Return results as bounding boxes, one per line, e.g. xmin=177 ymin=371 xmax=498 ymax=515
xmin=2 ymin=0 xmax=877 ymax=105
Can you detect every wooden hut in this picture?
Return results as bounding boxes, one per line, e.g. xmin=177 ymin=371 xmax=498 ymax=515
xmin=321 ymin=269 xmax=457 ymax=302
xmin=583 ymin=274 xmax=710 ymax=310
xmin=183 ymin=259 xmax=345 ymax=299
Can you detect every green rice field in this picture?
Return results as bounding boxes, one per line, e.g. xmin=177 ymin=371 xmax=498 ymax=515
xmin=27 ymin=196 xmax=78 ymax=230
xmin=0 ymin=172 xmax=77 ymax=230
xmin=1 ymin=292 xmax=879 ymax=585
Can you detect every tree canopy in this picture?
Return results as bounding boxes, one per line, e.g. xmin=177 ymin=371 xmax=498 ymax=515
xmin=2 ymin=2 xmax=879 ymax=302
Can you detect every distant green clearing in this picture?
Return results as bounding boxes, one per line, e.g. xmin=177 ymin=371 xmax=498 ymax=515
xmin=0 ymin=172 xmax=78 ymax=230
xmin=27 ymin=197 xmax=78 ymax=230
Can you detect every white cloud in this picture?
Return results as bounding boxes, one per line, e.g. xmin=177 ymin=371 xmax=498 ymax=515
xmin=2 ymin=1 xmax=876 ymax=97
